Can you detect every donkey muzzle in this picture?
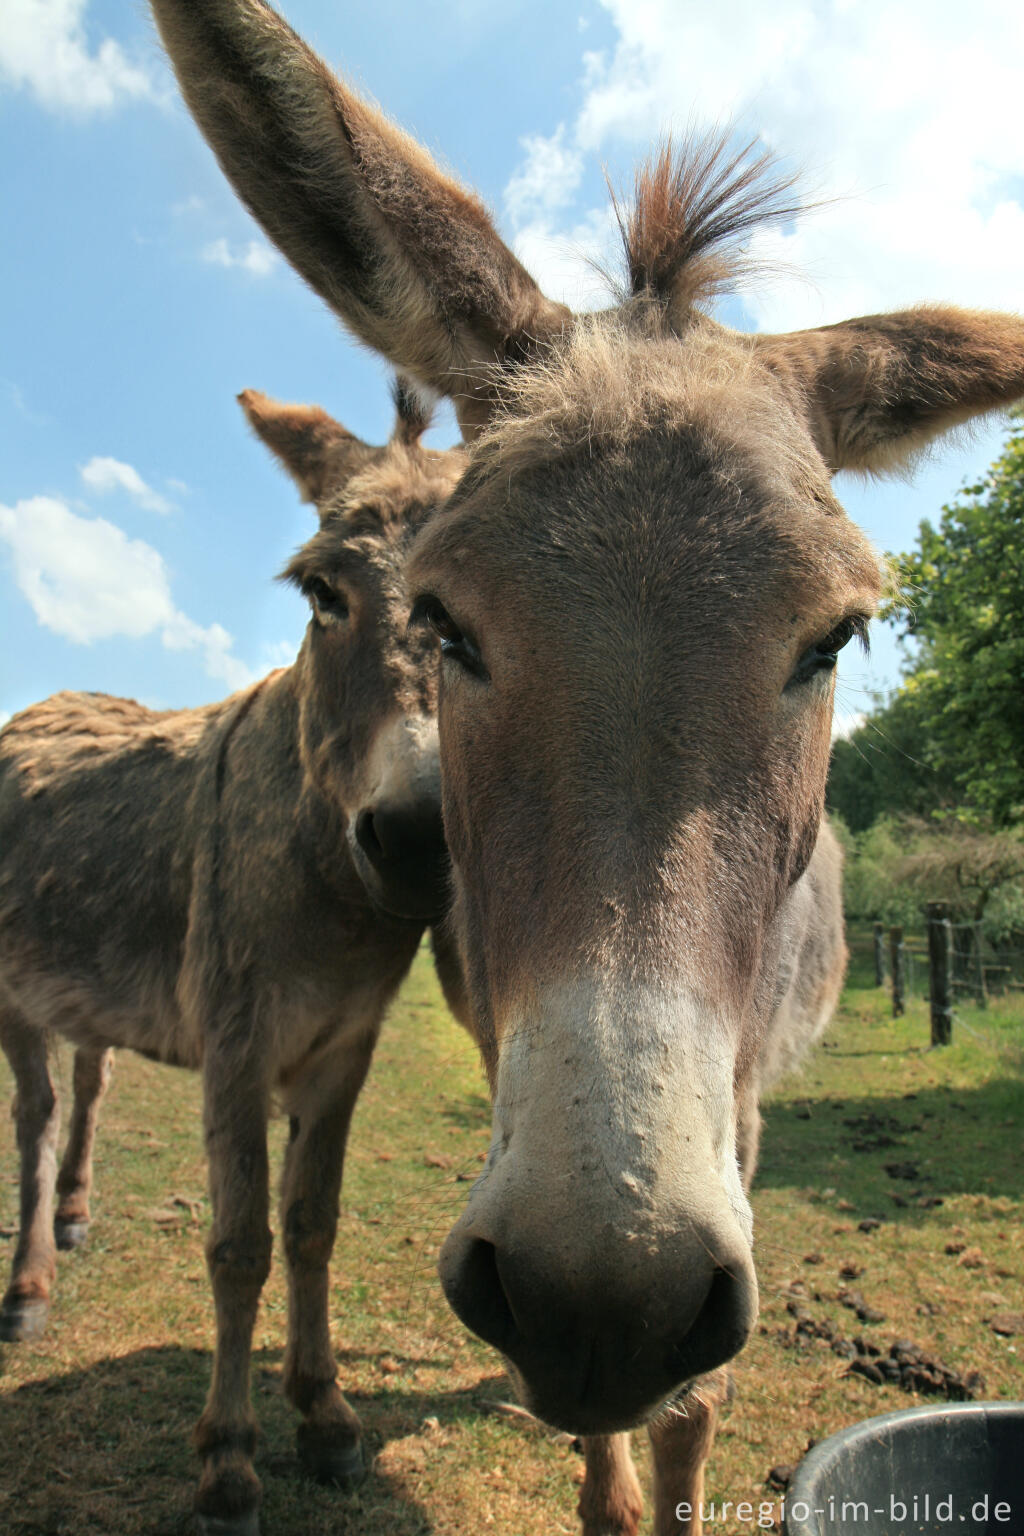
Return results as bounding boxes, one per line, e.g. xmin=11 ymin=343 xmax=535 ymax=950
xmin=438 ymin=1212 xmax=756 ymax=1434
xmin=347 ymin=712 xmax=450 ymax=921
xmin=437 ymin=980 xmax=759 ymax=1432
xmin=349 ymin=797 xmax=450 ymax=921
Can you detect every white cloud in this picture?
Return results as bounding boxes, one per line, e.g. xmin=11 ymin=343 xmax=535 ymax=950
xmin=161 ymin=613 xmax=253 ymax=692
xmin=262 ymin=639 xmax=299 ymax=672
xmin=512 ymin=205 xmax=620 ymax=312
xmin=0 ymin=711 xmax=11 ymax=731
xmin=502 ymin=0 xmax=1024 ymax=329
xmin=505 ymin=125 xmax=585 ymax=224
xmin=0 ymin=495 xmax=252 ymax=691
xmin=80 ymin=456 xmax=173 ymax=515
xmin=202 ymin=237 xmax=278 ymax=278
xmin=1 ymin=377 xmax=49 ymax=427
xmin=504 ymin=126 xmax=619 ymax=309
xmin=0 ymin=496 xmax=170 ymax=644
xmin=0 ymin=0 xmax=157 ymax=114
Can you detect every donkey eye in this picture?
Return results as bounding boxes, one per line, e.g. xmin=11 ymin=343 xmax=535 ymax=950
xmin=409 ymin=595 xmax=489 ymax=680
xmin=418 ymin=597 xmax=464 ymax=645
xmin=789 ymin=616 xmax=868 ymax=688
xmin=304 ymin=576 xmax=349 ymax=621
xmin=818 ymin=616 xmax=867 ymax=656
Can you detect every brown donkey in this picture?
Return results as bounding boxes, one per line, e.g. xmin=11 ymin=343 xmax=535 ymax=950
xmin=0 ymin=382 xmax=463 ymax=1527
xmin=153 ymin=3 xmax=1024 ymax=1532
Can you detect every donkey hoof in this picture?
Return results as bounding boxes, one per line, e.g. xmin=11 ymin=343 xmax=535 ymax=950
xmin=54 ymin=1217 xmax=90 ymax=1251
xmin=195 ymin=1514 xmax=261 ymax=1536
xmin=0 ymin=1298 xmax=49 ymax=1343
xmin=297 ymin=1428 xmax=367 ymax=1489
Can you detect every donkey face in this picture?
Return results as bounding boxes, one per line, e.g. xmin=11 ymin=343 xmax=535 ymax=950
xmin=153 ymin=0 xmax=1024 ymax=1433
xmin=407 ymin=331 xmax=882 ymax=1427
xmin=241 ymin=383 xmax=465 ymax=921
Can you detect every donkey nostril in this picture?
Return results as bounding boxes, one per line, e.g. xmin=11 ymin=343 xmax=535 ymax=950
xmin=442 ymin=1238 xmax=519 ymax=1356
xmin=666 ymin=1263 xmax=753 ymax=1380
xmin=355 ymin=808 xmax=384 ymax=863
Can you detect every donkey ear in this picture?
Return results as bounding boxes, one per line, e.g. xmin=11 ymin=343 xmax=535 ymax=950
xmin=152 ymin=0 xmax=568 ymax=438
xmin=757 ymin=307 xmax=1024 ymax=475
xmin=238 ymin=389 xmax=369 ymax=507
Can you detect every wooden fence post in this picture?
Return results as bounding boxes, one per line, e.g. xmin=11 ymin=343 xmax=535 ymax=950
xmin=972 ymin=921 xmax=988 ymax=1009
xmin=890 ymin=926 xmax=905 ymax=1018
xmin=873 ymin=922 xmax=886 ymax=987
xmin=927 ymin=902 xmax=953 ymax=1045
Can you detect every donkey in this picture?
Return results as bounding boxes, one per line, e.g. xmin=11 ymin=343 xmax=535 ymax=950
xmin=0 ymin=381 xmax=464 ymax=1527
xmin=150 ymin=4 xmax=1024 ymax=1532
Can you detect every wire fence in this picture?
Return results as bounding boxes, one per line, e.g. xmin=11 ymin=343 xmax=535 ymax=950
xmin=850 ymin=916 xmax=1024 ymax=1051
xmin=851 ymin=919 xmax=1024 ymax=1002
xmin=948 ymin=920 xmax=1024 ymax=1002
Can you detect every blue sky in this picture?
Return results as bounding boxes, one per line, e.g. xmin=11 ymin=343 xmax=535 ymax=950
xmin=2 ymin=0 xmax=1022 ymax=735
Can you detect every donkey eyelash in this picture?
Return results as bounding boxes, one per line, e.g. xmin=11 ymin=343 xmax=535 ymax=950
xmin=787 ymin=614 xmax=870 ymax=691
xmin=409 ymin=595 xmax=490 ymax=680
xmin=828 ymin=614 xmax=871 ymax=655
xmin=302 ymin=575 xmax=349 ymax=619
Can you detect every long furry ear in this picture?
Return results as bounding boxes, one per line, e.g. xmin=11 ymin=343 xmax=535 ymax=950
xmin=237 ymin=389 xmax=371 ymax=508
xmin=152 ymin=0 xmax=568 ymax=438
xmin=390 ymin=375 xmax=433 ymax=447
xmin=757 ymin=307 xmax=1024 ymax=474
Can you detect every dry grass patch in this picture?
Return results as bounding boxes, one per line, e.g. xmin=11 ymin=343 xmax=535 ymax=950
xmin=1 ymin=945 xmax=1020 ymax=1533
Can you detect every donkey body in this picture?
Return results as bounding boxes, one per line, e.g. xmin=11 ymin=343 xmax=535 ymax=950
xmin=0 ymin=387 xmax=463 ymax=1525
xmin=149 ymin=3 xmax=1024 ymax=1531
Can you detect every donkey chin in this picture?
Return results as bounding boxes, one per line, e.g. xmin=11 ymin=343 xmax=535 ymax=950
xmin=437 ymin=981 xmax=760 ymax=1435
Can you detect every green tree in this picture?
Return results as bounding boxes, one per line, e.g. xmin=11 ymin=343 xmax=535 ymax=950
xmin=887 ymin=410 xmax=1024 ymax=826
xmin=828 ymin=412 xmax=1024 ymax=830
xmin=827 ymin=690 xmax=957 ymax=832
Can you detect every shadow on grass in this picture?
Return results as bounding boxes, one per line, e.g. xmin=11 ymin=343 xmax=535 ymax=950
xmin=436 ymin=1093 xmax=489 ymax=1133
xmin=757 ymin=1077 xmax=1024 ymax=1207
xmin=0 ymin=1342 xmax=508 ymax=1536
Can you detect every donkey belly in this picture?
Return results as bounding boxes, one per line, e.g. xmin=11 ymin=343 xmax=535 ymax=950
xmin=0 ymin=723 xmax=199 ymax=1066
xmin=0 ymin=947 xmax=197 ymax=1067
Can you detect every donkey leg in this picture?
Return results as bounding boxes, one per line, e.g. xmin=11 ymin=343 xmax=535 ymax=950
xmin=280 ymin=1030 xmax=377 ymax=1488
xmin=54 ymin=1045 xmax=114 ymax=1250
xmin=578 ymin=1434 xmax=644 ymax=1536
xmin=193 ymin=1054 xmax=273 ymax=1536
xmin=648 ymin=1369 xmax=731 ymax=1536
xmin=0 ymin=1006 xmax=60 ymax=1342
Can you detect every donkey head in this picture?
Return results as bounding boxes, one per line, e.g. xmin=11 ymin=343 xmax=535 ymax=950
xmin=156 ymin=0 xmax=1024 ymax=1433
xmin=241 ymin=380 xmax=465 ymax=922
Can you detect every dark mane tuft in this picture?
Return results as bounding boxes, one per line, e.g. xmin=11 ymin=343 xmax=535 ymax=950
xmin=390 ymin=374 xmax=433 ymax=445
xmin=614 ymin=133 xmax=803 ymax=316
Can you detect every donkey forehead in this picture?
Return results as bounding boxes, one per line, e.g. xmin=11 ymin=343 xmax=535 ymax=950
xmin=287 ymin=524 xmax=407 ymax=591
xmin=411 ymin=399 xmax=881 ymax=629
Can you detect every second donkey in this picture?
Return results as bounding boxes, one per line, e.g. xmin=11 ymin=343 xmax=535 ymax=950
xmin=0 ymin=381 xmax=464 ymax=1522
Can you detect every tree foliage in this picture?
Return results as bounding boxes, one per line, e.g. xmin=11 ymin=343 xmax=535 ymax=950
xmin=837 ymin=814 xmax=1024 ymax=938
xmin=827 ymin=693 xmax=956 ymax=832
xmin=829 ymin=411 xmax=1024 ymax=829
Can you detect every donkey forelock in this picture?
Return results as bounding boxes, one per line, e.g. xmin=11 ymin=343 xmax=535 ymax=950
xmin=612 ymin=134 xmax=802 ymax=315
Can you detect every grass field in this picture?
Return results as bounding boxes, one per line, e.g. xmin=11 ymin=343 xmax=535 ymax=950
xmin=1 ymin=943 xmax=1021 ymax=1534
